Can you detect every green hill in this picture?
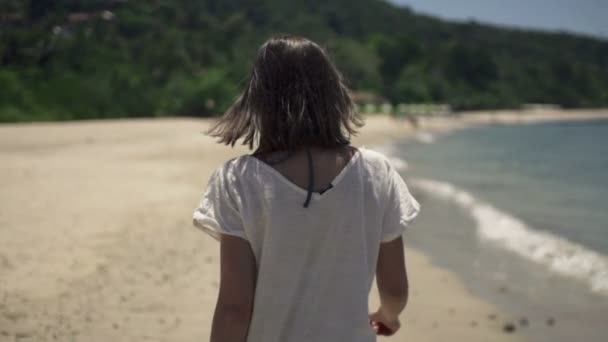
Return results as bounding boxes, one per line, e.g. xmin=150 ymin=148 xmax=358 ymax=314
xmin=2 ymin=0 xmax=608 ymax=121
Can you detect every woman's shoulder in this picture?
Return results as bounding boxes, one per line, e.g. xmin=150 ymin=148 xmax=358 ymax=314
xmin=358 ymin=147 xmax=394 ymax=172
xmin=211 ymin=154 xmax=260 ymax=181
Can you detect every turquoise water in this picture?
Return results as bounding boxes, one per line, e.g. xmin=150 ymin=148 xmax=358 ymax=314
xmin=403 ymin=119 xmax=608 ymax=255
xmin=384 ymin=119 xmax=608 ymax=341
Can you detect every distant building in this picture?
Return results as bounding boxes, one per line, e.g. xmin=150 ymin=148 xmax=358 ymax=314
xmin=1 ymin=13 xmax=25 ymax=24
xmin=66 ymin=10 xmax=115 ymax=23
xmin=67 ymin=13 xmax=93 ymax=23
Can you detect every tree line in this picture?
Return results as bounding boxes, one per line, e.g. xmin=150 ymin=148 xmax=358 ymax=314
xmin=1 ymin=0 xmax=607 ymax=122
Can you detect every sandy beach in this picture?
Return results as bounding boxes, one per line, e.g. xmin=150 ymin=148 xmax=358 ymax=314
xmin=1 ymin=109 xmax=606 ymax=341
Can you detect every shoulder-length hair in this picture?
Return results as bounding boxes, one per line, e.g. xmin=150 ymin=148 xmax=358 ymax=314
xmin=208 ymin=35 xmax=363 ymax=153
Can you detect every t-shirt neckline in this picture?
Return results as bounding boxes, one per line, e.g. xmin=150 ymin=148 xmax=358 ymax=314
xmin=246 ymin=147 xmax=363 ymax=201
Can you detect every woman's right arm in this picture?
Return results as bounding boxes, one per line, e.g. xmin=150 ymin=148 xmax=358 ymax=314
xmin=371 ymin=158 xmax=419 ymax=334
xmin=371 ymin=236 xmax=408 ymax=334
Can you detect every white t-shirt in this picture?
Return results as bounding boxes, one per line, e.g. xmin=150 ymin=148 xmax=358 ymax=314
xmin=193 ymin=147 xmax=420 ymax=342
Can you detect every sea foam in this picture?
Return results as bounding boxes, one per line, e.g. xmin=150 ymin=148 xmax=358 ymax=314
xmin=411 ymin=178 xmax=608 ymax=296
xmin=414 ymin=132 xmax=435 ymax=144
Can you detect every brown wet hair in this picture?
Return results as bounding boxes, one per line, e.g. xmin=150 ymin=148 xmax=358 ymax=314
xmin=208 ymin=35 xmax=363 ymax=153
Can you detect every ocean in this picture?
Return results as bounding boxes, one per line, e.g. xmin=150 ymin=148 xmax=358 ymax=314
xmin=382 ymin=119 xmax=608 ymax=341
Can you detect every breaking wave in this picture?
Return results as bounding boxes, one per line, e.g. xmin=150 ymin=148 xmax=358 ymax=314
xmin=411 ymin=177 xmax=608 ymax=296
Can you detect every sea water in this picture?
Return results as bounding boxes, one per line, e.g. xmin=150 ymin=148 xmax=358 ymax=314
xmin=384 ymin=119 xmax=608 ymax=341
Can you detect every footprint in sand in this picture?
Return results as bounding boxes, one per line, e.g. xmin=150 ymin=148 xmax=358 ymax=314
xmin=15 ymin=331 xmax=32 ymax=339
xmin=4 ymin=311 xmax=26 ymax=321
xmin=502 ymin=322 xmax=516 ymax=333
xmin=0 ymin=254 xmax=14 ymax=269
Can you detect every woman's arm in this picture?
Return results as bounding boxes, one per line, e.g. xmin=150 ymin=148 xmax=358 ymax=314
xmin=210 ymin=234 xmax=257 ymax=342
xmin=370 ymin=236 xmax=408 ymax=334
xmin=376 ymin=236 xmax=408 ymax=315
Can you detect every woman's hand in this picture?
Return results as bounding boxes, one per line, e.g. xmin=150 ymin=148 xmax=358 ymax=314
xmin=369 ymin=308 xmax=400 ymax=336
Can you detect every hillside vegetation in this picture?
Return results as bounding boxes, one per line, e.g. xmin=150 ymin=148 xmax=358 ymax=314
xmin=2 ymin=0 xmax=608 ymax=121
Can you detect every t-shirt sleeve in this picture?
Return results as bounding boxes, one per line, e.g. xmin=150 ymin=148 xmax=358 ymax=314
xmin=192 ymin=165 xmax=247 ymax=241
xmin=381 ymin=166 xmax=421 ymax=242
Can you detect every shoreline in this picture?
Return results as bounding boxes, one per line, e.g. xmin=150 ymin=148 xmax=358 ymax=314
xmin=409 ymin=108 xmax=608 ymax=136
xmin=1 ymin=109 xmax=605 ymax=341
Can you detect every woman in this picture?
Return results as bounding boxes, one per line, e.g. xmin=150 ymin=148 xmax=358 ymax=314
xmin=193 ymin=35 xmax=420 ymax=342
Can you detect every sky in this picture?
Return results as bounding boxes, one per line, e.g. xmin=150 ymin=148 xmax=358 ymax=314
xmin=388 ymin=0 xmax=608 ymax=38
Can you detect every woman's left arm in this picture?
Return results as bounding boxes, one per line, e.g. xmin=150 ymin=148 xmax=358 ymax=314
xmin=210 ymin=234 xmax=257 ymax=342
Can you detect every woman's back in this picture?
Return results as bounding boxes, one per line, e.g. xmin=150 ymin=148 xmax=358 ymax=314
xmin=192 ymin=35 xmax=419 ymax=341
xmin=193 ymin=147 xmax=420 ymax=342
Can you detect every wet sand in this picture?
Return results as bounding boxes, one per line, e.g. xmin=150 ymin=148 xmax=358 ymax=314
xmin=2 ymin=110 xmax=602 ymax=341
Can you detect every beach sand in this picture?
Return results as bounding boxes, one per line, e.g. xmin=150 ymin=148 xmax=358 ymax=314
xmin=2 ymin=109 xmax=604 ymax=341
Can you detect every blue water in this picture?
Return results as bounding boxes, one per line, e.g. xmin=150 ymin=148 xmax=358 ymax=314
xmin=402 ymin=119 xmax=608 ymax=255
xmin=386 ymin=119 xmax=608 ymax=342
